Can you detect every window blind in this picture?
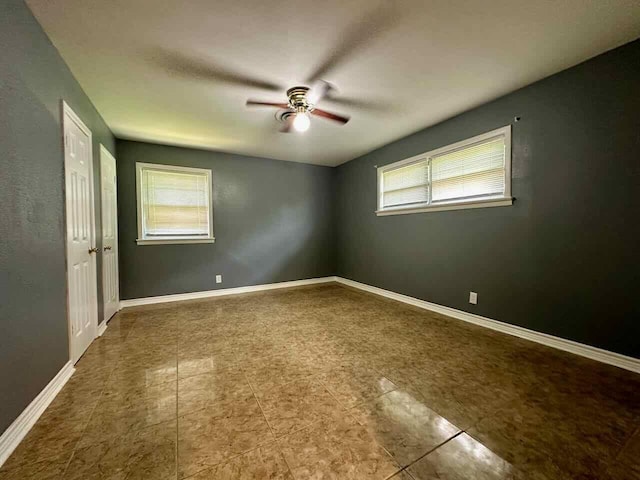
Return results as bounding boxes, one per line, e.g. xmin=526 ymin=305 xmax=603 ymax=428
xmin=381 ymin=159 xmax=429 ymax=208
xmin=141 ymin=168 xmax=210 ymax=236
xmin=431 ymin=136 xmax=506 ymax=202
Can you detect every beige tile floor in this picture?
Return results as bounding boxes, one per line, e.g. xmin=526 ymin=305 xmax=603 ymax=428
xmin=1 ymin=283 xmax=639 ymax=479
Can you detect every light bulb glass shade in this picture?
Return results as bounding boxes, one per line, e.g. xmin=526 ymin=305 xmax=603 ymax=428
xmin=292 ymin=112 xmax=310 ymax=132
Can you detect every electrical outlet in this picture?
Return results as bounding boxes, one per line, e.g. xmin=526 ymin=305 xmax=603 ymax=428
xmin=469 ymin=292 xmax=478 ymax=305
xmin=215 ymin=274 xmax=222 ymax=284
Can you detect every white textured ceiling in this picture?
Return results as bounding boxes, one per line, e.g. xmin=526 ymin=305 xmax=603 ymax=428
xmin=26 ymin=0 xmax=640 ymax=166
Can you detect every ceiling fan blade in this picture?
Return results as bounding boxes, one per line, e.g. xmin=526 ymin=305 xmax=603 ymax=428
xmin=307 ymin=80 xmax=333 ymax=105
xmin=246 ymin=100 xmax=290 ymax=109
xmin=324 ymin=94 xmax=392 ymax=112
xmin=151 ymin=49 xmax=282 ymax=92
xmin=306 ymin=4 xmax=402 ymax=83
xmin=311 ymin=108 xmax=350 ymax=125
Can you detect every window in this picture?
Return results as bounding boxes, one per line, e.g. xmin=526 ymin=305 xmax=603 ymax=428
xmin=136 ymin=162 xmax=214 ymax=245
xmin=377 ymin=126 xmax=512 ymax=215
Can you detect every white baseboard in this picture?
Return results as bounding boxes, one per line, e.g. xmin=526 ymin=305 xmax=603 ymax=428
xmin=0 ymin=361 xmax=75 ymax=467
xmin=97 ymin=321 xmax=108 ymax=337
xmin=119 ymin=277 xmax=336 ymax=308
xmin=335 ymin=277 xmax=640 ymax=374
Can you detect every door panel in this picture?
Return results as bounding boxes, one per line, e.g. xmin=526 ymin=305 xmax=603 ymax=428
xmin=64 ymin=103 xmax=97 ymax=363
xmin=101 ymin=146 xmax=119 ymax=323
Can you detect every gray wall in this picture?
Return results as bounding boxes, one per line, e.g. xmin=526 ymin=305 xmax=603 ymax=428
xmin=335 ymin=39 xmax=640 ymax=358
xmin=0 ymin=0 xmax=115 ymax=432
xmin=116 ymin=140 xmax=335 ymax=299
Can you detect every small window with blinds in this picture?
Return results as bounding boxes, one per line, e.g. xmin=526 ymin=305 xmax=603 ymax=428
xmin=136 ymin=163 xmax=214 ymax=245
xmin=380 ymin=159 xmax=429 ymax=208
xmin=377 ymin=126 xmax=512 ymax=215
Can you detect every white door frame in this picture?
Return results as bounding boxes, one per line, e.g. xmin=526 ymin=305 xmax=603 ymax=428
xmin=100 ymin=144 xmax=120 ymax=326
xmin=62 ymin=100 xmax=98 ymax=363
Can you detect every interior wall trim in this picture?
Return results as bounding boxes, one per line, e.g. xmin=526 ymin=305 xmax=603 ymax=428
xmin=334 ymin=276 xmax=640 ymax=374
xmin=97 ymin=321 xmax=108 ymax=337
xmin=119 ymin=277 xmax=336 ymax=308
xmin=0 ymin=361 xmax=75 ymax=467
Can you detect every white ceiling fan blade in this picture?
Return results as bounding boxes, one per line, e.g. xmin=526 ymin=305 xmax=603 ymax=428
xmin=307 ymin=80 xmax=333 ymax=106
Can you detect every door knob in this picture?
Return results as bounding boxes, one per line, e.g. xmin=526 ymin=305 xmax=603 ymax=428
xmin=88 ymin=247 xmax=98 ymax=254
xmin=103 ymin=246 xmax=112 ymax=251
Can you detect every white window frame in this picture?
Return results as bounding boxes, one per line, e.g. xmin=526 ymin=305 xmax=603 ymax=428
xmin=376 ymin=126 xmax=513 ymax=216
xmin=136 ymin=162 xmax=215 ymax=245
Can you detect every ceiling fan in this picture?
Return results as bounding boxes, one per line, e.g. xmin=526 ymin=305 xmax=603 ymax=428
xmin=151 ymin=4 xmax=400 ymax=134
xmin=246 ymin=81 xmax=350 ymax=133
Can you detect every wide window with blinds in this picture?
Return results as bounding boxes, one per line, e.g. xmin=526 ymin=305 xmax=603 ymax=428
xmin=377 ymin=126 xmax=512 ymax=215
xmin=136 ymin=163 xmax=214 ymax=244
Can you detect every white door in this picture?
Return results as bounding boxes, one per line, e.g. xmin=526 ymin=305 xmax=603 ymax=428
xmin=63 ymin=102 xmax=98 ymax=364
xmin=100 ymin=145 xmax=119 ymax=323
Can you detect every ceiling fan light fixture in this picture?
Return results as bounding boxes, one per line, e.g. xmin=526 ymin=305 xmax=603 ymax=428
xmin=292 ymin=112 xmax=310 ymax=132
xmin=247 ymin=81 xmax=349 ymax=133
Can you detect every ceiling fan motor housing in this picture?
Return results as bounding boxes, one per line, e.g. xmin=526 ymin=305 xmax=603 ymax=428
xmin=286 ymin=86 xmax=311 ymax=112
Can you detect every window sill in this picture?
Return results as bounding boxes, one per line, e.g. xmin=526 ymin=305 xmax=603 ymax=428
xmin=376 ymin=197 xmax=513 ymax=216
xmin=136 ymin=237 xmax=216 ymax=245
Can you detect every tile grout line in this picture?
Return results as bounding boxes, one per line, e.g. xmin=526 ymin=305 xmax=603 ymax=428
xmin=311 ymin=374 xmax=405 ymax=477
xmin=242 ymin=370 xmax=299 ymax=480
xmin=237 ymin=365 xmax=379 ymax=478
xmin=313 ymin=356 xmax=401 ymax=414
xmin=615 ymin=422 xmax=640 ymax=459
xmin=398 ymin=430 xmax=465 ymax=477
xmin=605 ymin=421 xmax=640 ymax=477
xmin=366 ymin=361 xmax=490 ymax=436
xmin=315 ymin=375 xmax=362 ymax=421
xmin=61 ymin=325 xmax=131 ymax=476
xmin=172 ymin=336 xmax=246 ymax=479
xmin=60 ymin=381 xmax=107 ymax=476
